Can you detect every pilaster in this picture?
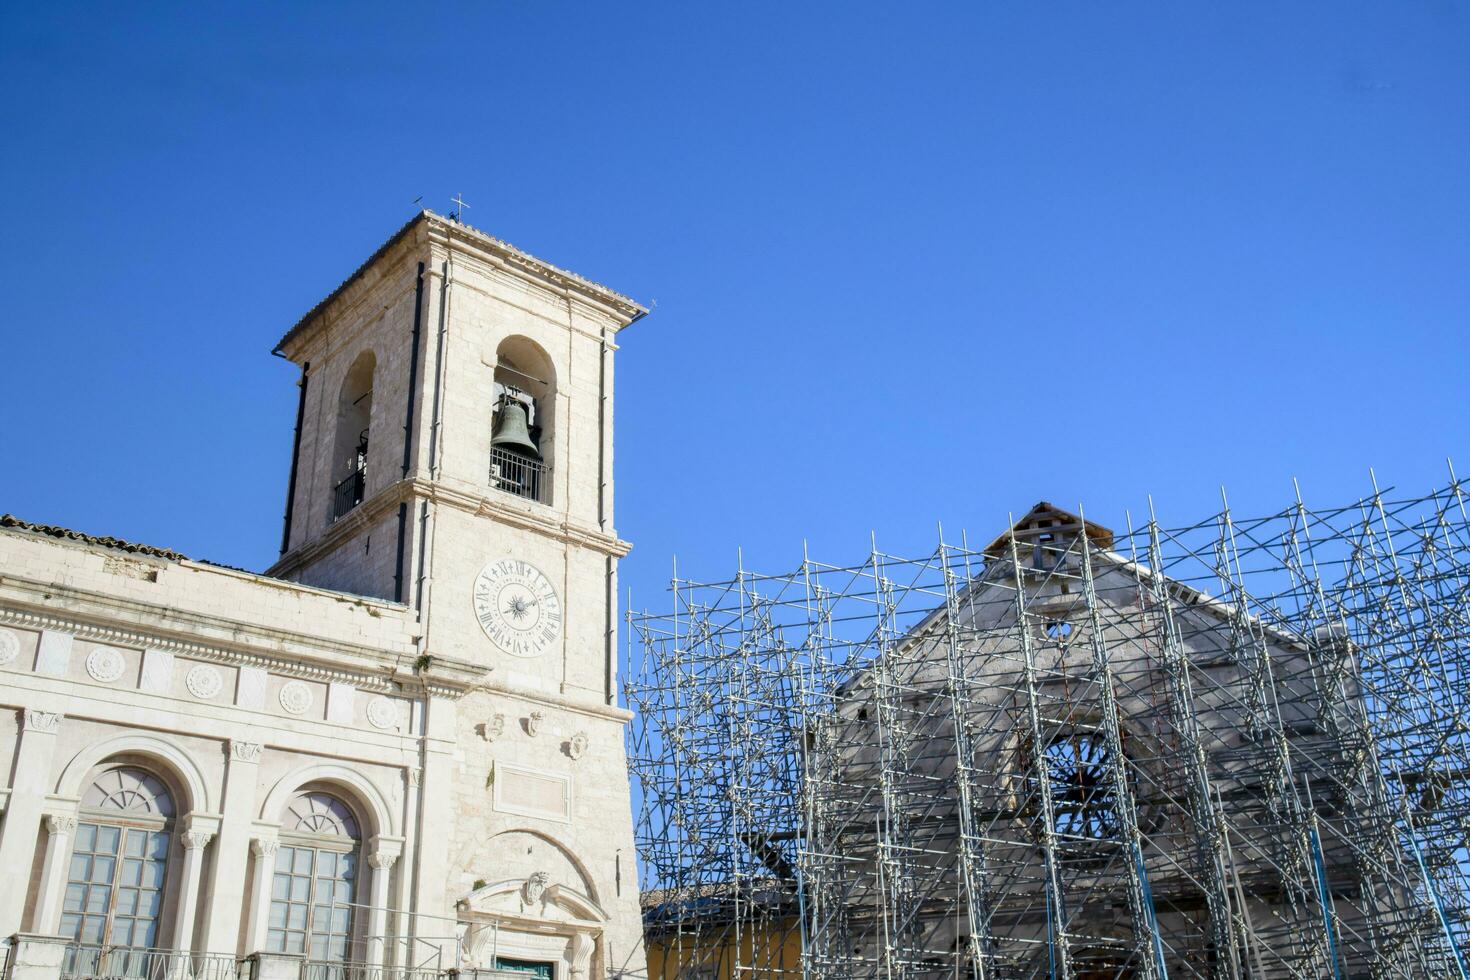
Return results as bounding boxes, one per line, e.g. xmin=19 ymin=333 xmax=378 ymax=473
xmin=0 ymin=710 xmax=63 ymax=934
xmin=203 ymin=739 xmax=264 ymax=954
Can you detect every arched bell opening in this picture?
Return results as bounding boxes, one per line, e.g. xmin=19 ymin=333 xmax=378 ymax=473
xmin=489 ymin=337 xmax=556 ymax=505
xmin=331 ymin=351 xmax=375 ymax=521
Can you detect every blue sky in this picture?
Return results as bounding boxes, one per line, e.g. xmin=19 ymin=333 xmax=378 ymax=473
xmin=1 ymin=3 xmax=1466 ymax=618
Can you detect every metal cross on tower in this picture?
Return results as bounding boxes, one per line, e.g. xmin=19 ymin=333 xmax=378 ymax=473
xmin=450 ymin=193 xmax=471 ymax=223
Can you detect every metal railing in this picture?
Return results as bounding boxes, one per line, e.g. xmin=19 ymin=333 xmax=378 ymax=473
xmin=489 ymin=448 xmax=546 ymax=503
xmin=333 ymin=467 xmax=366 ymax=520
xmin=60 ymin=945 xmax=246 ymax=980
xmin=302 ymin=963 xmax=458 ymax=980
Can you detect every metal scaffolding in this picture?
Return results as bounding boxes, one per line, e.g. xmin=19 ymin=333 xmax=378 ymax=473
xmin=625 ymin=472 xmax=1470 ymax=980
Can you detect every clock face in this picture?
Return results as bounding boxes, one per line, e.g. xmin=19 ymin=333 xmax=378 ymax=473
xmin=473 ymin=559 xmax=563 ymax=658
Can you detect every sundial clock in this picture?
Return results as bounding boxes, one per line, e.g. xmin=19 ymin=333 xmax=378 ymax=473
xmin=473 ymin=559 xmax=563 ymax=658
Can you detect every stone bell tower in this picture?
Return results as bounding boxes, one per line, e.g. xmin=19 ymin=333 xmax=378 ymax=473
xmin=269 ymin=210 xmax=648 ymax=978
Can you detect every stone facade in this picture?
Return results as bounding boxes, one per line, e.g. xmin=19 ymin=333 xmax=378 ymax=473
xmin=0 ymin=211 xmax=647 ymax=980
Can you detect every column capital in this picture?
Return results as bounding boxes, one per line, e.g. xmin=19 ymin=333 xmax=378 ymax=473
xmin=369 ymin=851 xmax=397 ymax=871
xmin=182 ymin=829 xmax=215 ymax=851
xmin=251 ymin=836 xmax=280 ymax=859
xmin=44 ymin=812 xmax=77 ymax=836
xmin=23 ymin=709 xmax=62 ymax=733
xmin=230 ymin=740 xmax=264 ymax=763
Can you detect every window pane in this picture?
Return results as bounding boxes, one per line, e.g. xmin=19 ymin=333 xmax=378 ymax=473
xmin=124 ymin=831 xmax=146 ymax=858
xmin=80 ymin=916 xmax=105 ymax=943
xmin=63 ymin=883 xmax=86 ymax=913
xmin=317 ymin=851 xmax=336 ymax=877
xmin=84 ymin=887 xmax=109 ymax=915
xmin=90 ymin=855 xmax=116 ymax=884
xmin=69 ymin=854 xmax=91 ymax=881
xmin=294 ymin=848 xmax=314 ymax=875
xmin=141 ymin=890 xmax=163 ymax=917
xmin=148 ymin=833 xmax=170 ymax=859
xmin=288 ymin=904 xmax=308 ymax=930
xmin=276 ymin=846 xmax=295 ymax=872
xmin=115 ymin=889 xmax=138 ymax=916
xmin=96 ymin=825 xmax=120 ymax=854
xmin=76 ymin=823 xmax=97 ymax=851
xmin=291 ymin=877 xmax=309 ymax=903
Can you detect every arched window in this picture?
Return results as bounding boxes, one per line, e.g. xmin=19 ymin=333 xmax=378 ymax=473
xmin=61 ymin=767 xmax=175 ymax=948
xmin=489 ymin=337 xmax=555 ymax=504
xmin=268 ymin=791 xmax=362 ymax=966
xmin=332 ymin=352 xmax=375 ymax=521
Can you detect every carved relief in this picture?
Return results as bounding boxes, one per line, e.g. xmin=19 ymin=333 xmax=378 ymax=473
xmin=367 ymin=696 xmax=399 ymax=731
xmin=231 ymin=741 xmax=263 ymax=763
xmin=236 ymin=665 xmax=268 ymax=709
xmin=186 ymin=664 xmax=224 ymax=700
xmin=524 ymin=710 xmax=544 ymax=737
xmin=564 ymin=731 xmax=589 ymax=761
xmin=521 ymin=871 xmax=550 ymax=908
xmin=0 ymin=628 xmax=20 ymax=667
xmin=24 ymin=710 xmax=61 ymax=733
xmin=139 ymin=649 xmax=173 ymax=692
xmin=477 ymin=713 xmax=506 ymax=742
xmin=279 ymin=680 xmax=314 ymax=715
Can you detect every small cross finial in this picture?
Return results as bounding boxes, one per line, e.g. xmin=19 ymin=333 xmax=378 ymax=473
xmin=450 ymin=193 xmax=471 ymax=223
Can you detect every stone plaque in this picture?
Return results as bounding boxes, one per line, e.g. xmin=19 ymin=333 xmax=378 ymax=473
xmin=492 ymin=763 xmax=571 ymax=822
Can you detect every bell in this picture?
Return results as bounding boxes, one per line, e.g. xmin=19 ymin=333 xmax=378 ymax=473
xmin=491 ymin=399 xmax=541 ymax=459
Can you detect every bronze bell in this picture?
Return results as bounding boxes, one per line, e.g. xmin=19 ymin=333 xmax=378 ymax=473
xmin=491 ymin=399 xmax=541 ymax=459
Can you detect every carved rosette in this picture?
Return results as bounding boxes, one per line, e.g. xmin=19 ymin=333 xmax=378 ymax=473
xmin=86 ymin=646 xmax=126 ymax=683
xmin=186 ymin=664 xmax=224 ymax=700
xmin=279 ymin=681 xmax=314 ymax=715
xmin=0 ymin=627 xmax=22 ymax=667
xmin=367 ymin=696 xmax=399 ymax=731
